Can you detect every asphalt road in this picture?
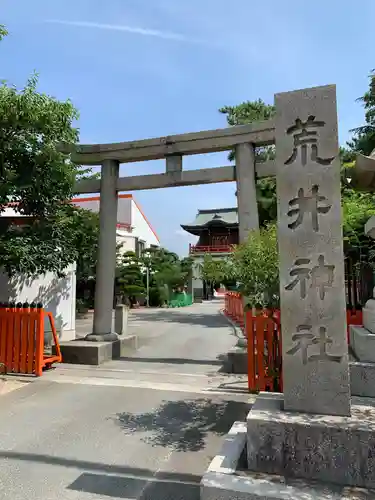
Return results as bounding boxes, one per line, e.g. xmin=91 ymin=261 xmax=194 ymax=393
xmin=0 ymin=300 xmax=251 ymax=500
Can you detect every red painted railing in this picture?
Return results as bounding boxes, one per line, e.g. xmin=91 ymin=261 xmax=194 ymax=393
xmin=189 ymin=244 xmax=234 ymax=254
xmin=0 ymin=303 xmax=62 ymax=376
xmin=224 ymin=292 xmax=363 ymax=393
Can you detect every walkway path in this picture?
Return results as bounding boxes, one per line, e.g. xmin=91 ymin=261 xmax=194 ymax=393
xmin=0 ymin=300 xmax=250 ymax=499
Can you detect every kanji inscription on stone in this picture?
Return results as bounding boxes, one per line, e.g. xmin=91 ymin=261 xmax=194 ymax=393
xmin=275 ymin=85 xmax=350 ymax=417
xmin=285 ymin=116 xmax=336 ymax=167
xmin=287 ymin=325 xmax=343 ymax=365
xmin=285 ymin=254 xmax=334 ymax=300
xmin=287 ymin=185 xmax=331 ymax=232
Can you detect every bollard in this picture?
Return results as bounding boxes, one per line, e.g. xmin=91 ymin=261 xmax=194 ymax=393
xmin=115 ymin=304 xmax=129 ymax=335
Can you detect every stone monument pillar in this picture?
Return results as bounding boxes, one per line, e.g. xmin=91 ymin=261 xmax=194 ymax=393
xmin=275 ymin=85 xmax=350 ymax=416
xmin=245 ymin=85 xmax=375 ymax=494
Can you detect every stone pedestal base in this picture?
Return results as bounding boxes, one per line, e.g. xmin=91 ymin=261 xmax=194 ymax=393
xmin=247 ymin=393 xmax=375 ymax=489
xmin=363 ymin=298 xmax=375 ymax=333
xmin=226 ymin=347 xmax=248 ymax=374
xmin=84 ymin=332 xmax=119 ymax=342
xmin=53 ymin=335 xmax=137 ymax=365
xmin=201 ymin=420 xmax=375 ymax=499
xmin=350 ymin=361 xmax=375 ymax=398
xmin=349 ymin=325 xmax=375 ymax=362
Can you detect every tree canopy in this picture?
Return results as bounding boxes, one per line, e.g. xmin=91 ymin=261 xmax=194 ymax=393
xmin=347 ymin=70 xmax=375 ymax=157
xmin=219 ymin=74 xmax=375 ymax=264
xmin=230 ymin=225 xmax=279 ymax=309
xmin=0 ymin=27 xmax=98 ymax=277
xmin=0 ymin=25 xmax=7 ymax=40
xmin=117 ymin=251 xmax=146 ymax=306
xmin=116 ymin=247 xmax=193 ymax=307
xmin=198 ymin=254 xmax=231 ymax=288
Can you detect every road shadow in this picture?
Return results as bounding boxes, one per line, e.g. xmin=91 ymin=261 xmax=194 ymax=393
xmin=127 ymin=310 xmax=229 ymax=329
xmin=68 ymin=471 xmax=200 ymax=499
xmin=0 ymin=451 xmax=201 ymax=500
xmin=113 ymin=397 xmax=249 ymax=452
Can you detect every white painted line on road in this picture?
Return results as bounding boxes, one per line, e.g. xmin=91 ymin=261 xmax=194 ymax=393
xmin=56 ymin=366 xmax=211 ymax=378
xmin=43 ymin=375 xmax=254 ymax=399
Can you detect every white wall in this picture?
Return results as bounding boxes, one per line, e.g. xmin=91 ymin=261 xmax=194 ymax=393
xmin=130 ymin=198 xmax=160 ymax=249
xmin=72 ymin=195 xmax=160 ymax=251
xmin=116 ymin=230 xmax=136 ymax=258
xmin=72 ymin=195 xmax=132 ymax=226
xmin=0 ymin=263 xmax=76 ymax=342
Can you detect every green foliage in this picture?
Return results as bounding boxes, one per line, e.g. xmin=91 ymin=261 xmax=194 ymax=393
xmin=341 ymin=69 xmax=375 ymax=264
xmin=0 ymin=75 xmax=79 ymax=215
xmin=0 ymin=26 xmax=99 ymax=277
xmin=198 ymin=254 xmax=229 ymax=286
xmin=348 ymin=70 xmax=375 ymax=156
xmin=72 ymin=208 xmax=100 ymax=282
xmin=0 ymin=38 xmax=103 ymax=276
xmin=220 ymin=99 xmax=277 ymax=226
xmin=342 ymin=191 xmax=375 ymax=262
xmin=219 ymin=99 xmax=275 ymax=126
xmin=0 ymin=25 xmax=8 ymax=40
xmin=141 ymin=247 xmax=192 ymax=294
xmin=229 ymin=225 xmax=279 ymax=310
xmin=219 ymin=99 xmax=275 ymax=162
xmin=118 ymin=251 xmax=145 ymax=305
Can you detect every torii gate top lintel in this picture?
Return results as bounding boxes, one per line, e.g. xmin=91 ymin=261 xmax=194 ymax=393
xmin=61 ymin=118 xmax=275 ymax=166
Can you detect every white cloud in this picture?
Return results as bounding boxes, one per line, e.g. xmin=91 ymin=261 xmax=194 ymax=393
xmin=175 ymin=229 xmax=198 ymax=244
xmin=45 ymin=19 xmax=201 ymax=44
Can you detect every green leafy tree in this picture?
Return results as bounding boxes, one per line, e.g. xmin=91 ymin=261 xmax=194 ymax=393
xmin=219 ymin=99 xmax=275 ymax=161
xmin=118 ymin=251 xmax=145 ymax=306
xmin=348 ymin=70 xmax=375 ymax=156
xmin=198 ymin=254 xmax=230 ymax=288
xmin=140 ymin=247 xmax=192 ymax=306
xmin=229 ymin=225 xmax=279 ymax=310
xmin=0 ymin=27 xmax=98 ymax=277
xmin=0 ymin=74 xmax=84 ymax=276
xmin=219 ymin=100 xmax=277 ymax=226
xmin=0 ymin=25 xmax=7 ymax=40
xmin=341 ymin=70 xmax=375 ymax=274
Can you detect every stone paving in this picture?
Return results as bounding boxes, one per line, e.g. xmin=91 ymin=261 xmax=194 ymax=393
xmin=0 ymin=300 xmax=251 ymax=500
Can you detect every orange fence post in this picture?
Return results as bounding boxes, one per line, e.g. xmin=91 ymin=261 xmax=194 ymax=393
xmin=242 ymin=306 xmax=362 ymax=395
xmin=255 ymin=315 xmax=266 ymax=391
xmin=45 ymin=312 xmax=62 ymax=364
xmin=245 ymin=309 xmax=283 ymax=394
xmin=346 ymin=309 xmax=363 ymax=343
xmin=0 ymin=302 xmax=62 ymax=377
xmin=246 ymin=311 xmax=256 ymax=391
xmin=34 ymin=306 xmax=44 ymax=377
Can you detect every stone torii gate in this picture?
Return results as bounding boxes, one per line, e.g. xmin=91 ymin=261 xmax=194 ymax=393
xmin=65 ymin=120 xmax=277 ymax=336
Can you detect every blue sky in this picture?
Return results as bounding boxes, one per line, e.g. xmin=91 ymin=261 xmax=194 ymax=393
xmin=1 ymin=0 xmax=374 ymax=255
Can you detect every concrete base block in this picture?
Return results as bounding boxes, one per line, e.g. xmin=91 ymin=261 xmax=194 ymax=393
xmin=226 ymin=347 xmax=247 ymax=374
xmin=45 ymin=328 xmax=76 ymax=346
xmin=350 ymin=361 xmax=375 ymax=398
xmin=247 ymin=393 xmax=375 ymax=489
xmin=53 ymin=335 xmax=137 ymax=365
xmin=349 ymin=325 xmax=375 ymax=362
xmin=201 ymin=419 xmax=374 ymax=499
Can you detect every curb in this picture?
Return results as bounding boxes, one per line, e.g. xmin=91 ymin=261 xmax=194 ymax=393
xmin=219 ymin=309 xmax=247 ymax=346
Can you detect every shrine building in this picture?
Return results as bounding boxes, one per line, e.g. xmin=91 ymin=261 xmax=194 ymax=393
xmin=181 ymin=207 xmax=238 ymax=300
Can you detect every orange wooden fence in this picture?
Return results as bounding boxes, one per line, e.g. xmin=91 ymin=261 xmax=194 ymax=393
xmin=224 ymin=292 xmax=362 ymax=393
xmin=0 ymin=303 xmax=62 ymax=376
